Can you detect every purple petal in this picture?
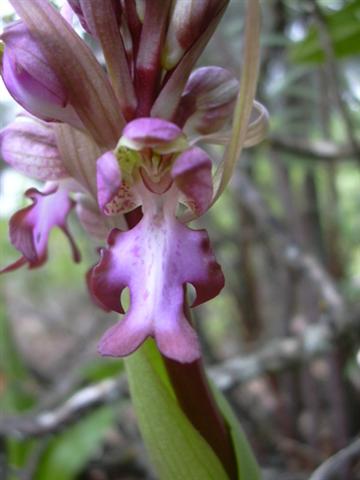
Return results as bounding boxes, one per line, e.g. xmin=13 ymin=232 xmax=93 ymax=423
xmin=0 ymin=116 xmax=69 ymax=181
xmin=1 ymin=184 xmax=80 ymax=272
xmin=96 ymin=151 xmax=140 ymax=216
xmin=54 ymin=123 xmax=103 ymax=196
xmin=96 ymin=152 xmax=122 ymax=211
xmin=172 ymin=146 xmax=213 ymax=216
xmin=121 ymin=117 xmax=185 ymax=152
xmin=89 ymin=204 xmax=224 ymax=362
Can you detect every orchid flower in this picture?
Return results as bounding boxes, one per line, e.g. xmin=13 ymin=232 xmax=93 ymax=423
xmin=0 ymin=0 xmax=268 ymax=363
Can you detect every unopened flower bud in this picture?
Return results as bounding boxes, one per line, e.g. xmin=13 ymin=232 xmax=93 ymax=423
xmin=163 ymin=0 xmax=228 ymax=69
xmin=177 ymin=66 xmax=239 ymax=136
xmin=0 ymin=21 xmax=80 ymax=127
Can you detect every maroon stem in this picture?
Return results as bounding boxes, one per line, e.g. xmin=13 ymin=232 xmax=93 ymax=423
xmin=163 ymin=300 xmax=238 ymax=480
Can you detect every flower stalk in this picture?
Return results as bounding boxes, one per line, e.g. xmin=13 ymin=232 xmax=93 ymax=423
xmin=163 ymin=299 xmax=238 ymax=480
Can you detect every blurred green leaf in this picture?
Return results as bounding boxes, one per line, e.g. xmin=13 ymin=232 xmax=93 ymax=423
xmin=125 ymin=339 xmax=229 ymax=480
xmin=0 ymin=294 xmax=34 ymax=414
xmin=35 ymin=406 xmax=114 ymax=480
xmin=79 ymin=358 xmax=124 ymax=383
xmin=291 ymin=0 xmax=360 ymax=63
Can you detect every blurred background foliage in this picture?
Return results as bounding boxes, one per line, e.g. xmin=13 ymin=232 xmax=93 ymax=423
xmin=1 ymin=0 xmax=360 ymax=479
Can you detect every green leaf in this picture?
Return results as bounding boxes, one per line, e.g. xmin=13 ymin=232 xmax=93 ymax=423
xmin=0 ymin=294 xmax=35 ymax=414
xmin=210 ymin=385 xmax=261 ymax=480
xmin=79 ymin=358 xmax=124 ymax=383
xmin=125 ymin=340 xmax=229 ymax=480
xmin=291 ymin=0 xmax=360 ymax=63
xmin=34 ymin=407 xmax=114 ymax=480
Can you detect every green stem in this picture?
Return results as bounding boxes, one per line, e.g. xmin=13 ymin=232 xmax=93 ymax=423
xmin=162 ymin=300 xmax=238 ymax=480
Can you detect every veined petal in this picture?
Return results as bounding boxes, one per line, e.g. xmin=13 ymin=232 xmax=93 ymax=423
xmin=171 ymin=146 xmax=213 ymax=216
xmin=10 ymin=0 xmax=124 ymax=147
xmin=55 ymin=123 xmax=104 ymax=197
xmin=1 ymin=183 xmax=80 ymax=272
xmin=89 ymin=194 xmax=224 ymax=362
xmin=0 ymin=115 xmax=69 ymax=181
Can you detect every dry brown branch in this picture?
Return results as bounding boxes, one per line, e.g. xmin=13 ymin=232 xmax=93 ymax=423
xmin=0 ymin=377 xmax=127 ymax=438
xmin=233 ymin=173 xmax=346 ymax=325
xmin=308 ymin=436 xmax=360 ymax=480
xmin=2 ymin=304 xmax=359 ymax=440
xmin=270 ymin=136 xmax=355 ymax=161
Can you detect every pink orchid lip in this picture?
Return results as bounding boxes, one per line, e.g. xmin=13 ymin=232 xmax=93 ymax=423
xmin=89 ymin=189 xmax=225 ymax=363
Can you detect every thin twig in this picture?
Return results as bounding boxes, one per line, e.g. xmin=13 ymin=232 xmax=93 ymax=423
xmin=270 ymin=136 xmax=355 ymax=162
xmin=308 ymin=436 xmax=360 ymax=480
xmin=232 ymin=173 xmax=346 ymax=325
xmin=1 ymin=306 xmax=359 ymax=439
xmin=0 ymin=377 xmax=127 ymax=438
